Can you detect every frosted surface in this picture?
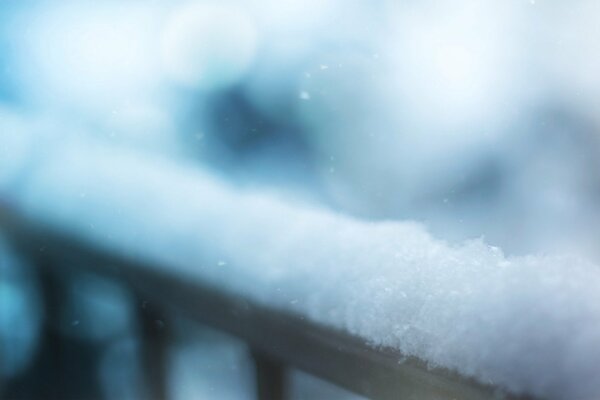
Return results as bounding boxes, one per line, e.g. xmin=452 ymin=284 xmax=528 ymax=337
xmin=1 ymin=132 xmax=600 ymax=400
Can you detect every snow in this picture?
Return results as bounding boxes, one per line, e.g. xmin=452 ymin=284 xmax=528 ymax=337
xmin=299 ymin=90 xmax=311 ymax=100
xmin=2 ymin=130 xmax=600 ymax=399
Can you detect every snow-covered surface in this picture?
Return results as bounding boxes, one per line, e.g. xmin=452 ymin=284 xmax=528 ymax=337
xmin=2 ymin=130 xmax=600 ymax=400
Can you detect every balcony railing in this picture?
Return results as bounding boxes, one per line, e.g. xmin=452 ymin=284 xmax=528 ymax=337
xmin=0 ymin=204 xmax=529 ymax=400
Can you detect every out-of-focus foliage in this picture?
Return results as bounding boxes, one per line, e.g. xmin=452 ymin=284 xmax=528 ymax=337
xmin=3 ymin=0 xmax=599 ymax=260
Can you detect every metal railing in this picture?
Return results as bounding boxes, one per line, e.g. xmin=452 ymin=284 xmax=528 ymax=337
xmin=0 ymin=204 xmax=529 ymax=400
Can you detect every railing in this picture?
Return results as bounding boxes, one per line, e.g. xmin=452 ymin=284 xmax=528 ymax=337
xmin=0 ymin=204 xmax=529 ymax=400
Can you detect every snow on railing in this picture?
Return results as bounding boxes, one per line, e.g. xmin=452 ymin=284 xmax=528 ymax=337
xmin=1 ymin=129 xmax=600 ymax=399
xmin=0 ymin=205 xmax=516 ymax=400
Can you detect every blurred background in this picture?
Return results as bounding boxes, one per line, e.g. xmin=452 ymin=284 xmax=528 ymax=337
xmin=1 ymin=0 xmax=600 ymax=398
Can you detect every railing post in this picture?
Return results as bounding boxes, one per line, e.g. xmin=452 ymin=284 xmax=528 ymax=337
xmin=137 ymin=298 xmax=170 ymax=400
xmin=4 ymin=256 xmax=104 ymax=400
xmin=251 ymin=351 xmax=287 ymax=400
